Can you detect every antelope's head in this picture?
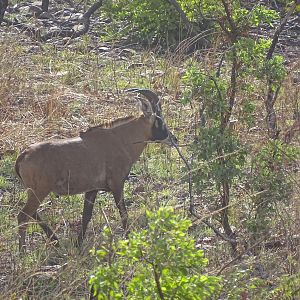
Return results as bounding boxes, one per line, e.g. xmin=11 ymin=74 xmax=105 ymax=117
xmin=127 ymin=88 xmax=177 ymax=146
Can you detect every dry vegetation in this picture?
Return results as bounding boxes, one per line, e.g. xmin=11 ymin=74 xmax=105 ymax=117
xmin=0 ymin=31 xmax=188 ymax=299
xmin=0 ymin=8 xmax=299 ymax=299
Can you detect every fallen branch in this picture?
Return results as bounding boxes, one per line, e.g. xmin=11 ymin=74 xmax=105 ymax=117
xmin=2 ymin=0 xmax=103 ymax=42
xmin=82 ymin=0 xmax=102 ymax=19
xmin=40 ymin=0 xmax=103 ymax=41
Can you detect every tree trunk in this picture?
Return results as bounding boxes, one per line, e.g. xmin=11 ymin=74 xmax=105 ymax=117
xmin=0 ymin=0 xmax=8 ymax=25
xmin=41 ymin=0 xmax=49 ymax=12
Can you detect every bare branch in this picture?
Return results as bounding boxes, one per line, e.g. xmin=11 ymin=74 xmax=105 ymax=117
xmin=152 ymin=264 xmax=165 ymax=300
xmin=222 ymin=46 xmax=238 ymax=130
xmin=216 ymin=236 xmax=268 ymax=276
xmin=265 ymin=2 xmax=296 ymax=139
xmin=265 ymin=84 xmax=280 ymax=139
xmin=216 ymin=54 xmax=225 ymax=78
xmin=266 ymin=2 xmax=297 ymax=61
xmin=83 ymin=0 xmax=103 ymax=19
xmin=40 ymin=0 xmax=103 ymax=41
xmin=220 ymin=0 xmax=238 ymax=38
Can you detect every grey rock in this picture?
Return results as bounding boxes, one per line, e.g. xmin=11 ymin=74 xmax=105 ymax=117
xmin=49 ymin=26 xmax=60 ymax=32
xmin=53 ymin=10 xmax=63 ymax=17
xmin=70 ymin=13 xmax=83 ymax=20
xmin=38 ymin=12 xmax=54 ymax=19
xmin=98 ymin=46 xmax=110 ymax=52
xmin=73 ymin=24 xmax=85 ymax=32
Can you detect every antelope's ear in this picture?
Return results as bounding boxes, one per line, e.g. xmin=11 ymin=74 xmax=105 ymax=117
xmin=137 ymin=97 xmax=153 ymax=117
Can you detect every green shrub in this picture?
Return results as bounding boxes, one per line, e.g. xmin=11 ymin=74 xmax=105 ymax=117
xmin=103 ymin=0 xmax=179 ymax=46
xmin=89 ymin=207 xmax=220 ymax=299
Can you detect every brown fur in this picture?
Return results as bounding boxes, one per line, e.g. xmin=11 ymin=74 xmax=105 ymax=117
xmin=16 ymin=89 xmax=173 ymax=251
xmin=82 ymin=115 xmax=137 ymax=133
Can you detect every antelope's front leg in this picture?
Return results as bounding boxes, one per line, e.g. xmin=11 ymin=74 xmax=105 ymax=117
xmin=111 ymin=183 xmax=128 ymax=232
xmin=77 ymin=190 xmax=98 ymax=247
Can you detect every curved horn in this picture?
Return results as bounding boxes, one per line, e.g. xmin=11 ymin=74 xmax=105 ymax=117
xmin=126 ymin=88 xmax=161 ymax=112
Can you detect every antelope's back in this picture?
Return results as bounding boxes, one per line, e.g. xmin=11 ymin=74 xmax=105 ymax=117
xmin=15 ymin=131 xmax=132 ymax=194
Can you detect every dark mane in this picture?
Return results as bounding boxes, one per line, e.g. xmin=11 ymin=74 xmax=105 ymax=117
xmin=80 ymin=116 xmax=136 ymax=137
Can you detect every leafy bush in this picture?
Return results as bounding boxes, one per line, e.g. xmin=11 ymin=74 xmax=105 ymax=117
xmin=180 ymin=0 xmax=294 ymax=244
xmin=247 ymin=140 xmax=299 ymax=237
xmin=221 ymin=268 xmax=300 ymax=299
xmin=103 ymin=0 xmax=180 ymax=46
xmin=89 ymin=207 xmax=220 ymax=299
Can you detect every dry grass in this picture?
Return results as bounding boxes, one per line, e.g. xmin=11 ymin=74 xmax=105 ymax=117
xmin=0 ymin=26 xmax=299 ymax=299
xmin=0 ymin=32 xmax=187 ymax=299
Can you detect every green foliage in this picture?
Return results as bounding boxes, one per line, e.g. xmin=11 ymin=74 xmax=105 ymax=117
xmin=101 ymin=0 xmax=279 ymax=48
xmin=247 ymin=140 xmax=299 ymax=236
xmin=182 ymin=66 xmax=228 ymax=121
xmin=198 ymin=1 xmax=279 ymax=31
xmin=181 ymin=0 xmax=293 ymax=245
xmin=235 ymin=38 xmax=271 ymax=78
xmin=240 ymin=98 xmax=256 ymax=127
xmin=222 ymin=268 xmax=300 ymax=299
xmin=0 ymin=175 xmax=10 ymax=189
xmin=191 ymin=128 xmax=246 ymax=193
xmin=265 ymin=55 xmax=286 ymax=83
xmin=89 ymin=207 xmax=220 ymax=299
xmin=103 ymin=0 xmax=180 ymax=45
xmin=270 ymin=272 xmax=300 ymax=299
xmin=182 ymin=65 xmax=246 ymax=195
xmin=233 ymin=5 xmax=279 ymax=27
xmin=0 ymin=154 xmax=17 ymax=190
xmin=177 ymin=0 xmax=202 ymax=22
xmin=233 ymin=38 xmax=285 ymax=85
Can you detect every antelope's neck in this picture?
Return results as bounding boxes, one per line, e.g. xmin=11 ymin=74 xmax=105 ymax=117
xmin=114 ymin=116 xmax=151 ymax=163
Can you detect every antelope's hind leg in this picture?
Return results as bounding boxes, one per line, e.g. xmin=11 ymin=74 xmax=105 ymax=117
xmin=77 ymin=190 xmax=98 ymax=247
xmin=32 ymin=212 xmax=59 ymax=246
xmin=17 ymin=190 xmax=48 ymax=252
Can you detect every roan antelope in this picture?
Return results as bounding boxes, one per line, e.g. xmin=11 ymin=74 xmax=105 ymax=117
xmin=15 ymin=89 xmax=176 ymax=251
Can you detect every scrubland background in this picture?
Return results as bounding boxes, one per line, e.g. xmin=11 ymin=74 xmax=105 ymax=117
xmin=0 ymin=0 xmax=299 ymax=299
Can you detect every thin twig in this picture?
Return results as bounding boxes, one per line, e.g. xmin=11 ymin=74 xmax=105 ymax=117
xmin=100 ymin=206 xmax=113 ymax=238
xmin=171 ymin=141 xmax=237 ymax=244
xmin=216 ymin=54 xmax=224 ymax=78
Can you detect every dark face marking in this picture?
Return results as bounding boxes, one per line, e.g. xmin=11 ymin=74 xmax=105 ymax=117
xmin=151 ymin=116 xmax=169 ymax=141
